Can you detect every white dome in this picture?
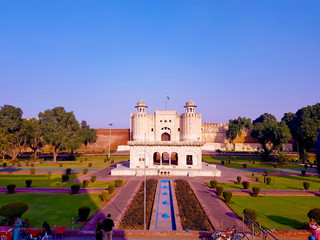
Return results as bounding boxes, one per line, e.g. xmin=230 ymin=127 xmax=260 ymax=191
xmin=185 ymin=99 xmax=196 ymax=107
xmin=135 ymin=100 xmax=147 ymax=108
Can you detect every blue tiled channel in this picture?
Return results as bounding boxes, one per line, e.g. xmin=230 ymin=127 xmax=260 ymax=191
xmin=155 ymin=180 xmax=177 ymax=230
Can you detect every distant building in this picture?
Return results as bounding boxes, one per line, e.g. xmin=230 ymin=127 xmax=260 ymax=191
xmin=111 ymin=100 xmax=221 ymax=176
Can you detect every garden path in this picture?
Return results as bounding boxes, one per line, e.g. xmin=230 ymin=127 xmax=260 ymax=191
xmin=189 ymin=179 xmax=250 ymax=232
xmin=81 ymin=178 xmax=142 ymax=231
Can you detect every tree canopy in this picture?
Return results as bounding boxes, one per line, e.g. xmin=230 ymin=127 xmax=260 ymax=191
xmin=226 ymin=117 xmax=252 ymax=149
xmin=79 ymin=120 xmax=98 ymax=148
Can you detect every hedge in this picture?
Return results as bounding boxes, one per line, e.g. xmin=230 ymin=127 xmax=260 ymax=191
xmin=242 ymin=181 xmax=250 ymax=189
xmin=25 ymin=180 xmax=32 ymax=187
xmin=252 ymin=187 xmax=260 ymax=197
xmin=244 ymin=208 xmax=258 ymax=222
xmin=71 ymin=184 xmax=80 ymax=194
xmin=0 ymin=202 xmax=29 ymax=219
xmin=236 ymin=176 xmax=241 ymax=184
xmin=303 ymin=182 xmax=310 ymax=190
xmin=115 ymin=179 xmax=123 ymax=187
xmin=210 ymin=180 xmax=218 ymax=189
xmin=108 ymin=184 xmax=115 ymax=194
xmin=83 ymin=180 xmax=90 ymax=188
xmin=7 ymin=184 xmax=16 ymax=194
xmin=216 ymin=186 xmax=224 ymax=196
xmin=78 ymin=206 xmax=90 ymax=222
xmin=223 ymin=191 xmax=232 ymax=203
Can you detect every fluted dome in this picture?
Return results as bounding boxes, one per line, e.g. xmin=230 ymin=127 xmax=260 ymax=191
xmin=135 ymin=100 xmax=147 ymax=108
xmin=185 ymin=99 xmax=196 ymax=107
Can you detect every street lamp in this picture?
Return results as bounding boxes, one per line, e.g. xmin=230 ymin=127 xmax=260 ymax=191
xmin=108 ymin=123 xmax=113 ymax=159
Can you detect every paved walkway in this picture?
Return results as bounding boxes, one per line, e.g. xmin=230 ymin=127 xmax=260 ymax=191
xmin=82 ymin=179 xmax=142 ymax=231
xmin=189 ymin=179 xmax=250 ymax=232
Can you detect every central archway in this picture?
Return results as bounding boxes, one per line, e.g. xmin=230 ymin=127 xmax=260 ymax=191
xmin=161 ymin=133 xmax=170 ymax=141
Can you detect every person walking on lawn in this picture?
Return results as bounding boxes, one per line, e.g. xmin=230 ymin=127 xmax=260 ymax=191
xmin=102 ymin=214 xmax=114 ymax=240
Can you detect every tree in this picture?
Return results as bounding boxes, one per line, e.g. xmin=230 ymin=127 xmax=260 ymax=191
xmin=226 ymin=117 xmax=252 ymax=150
xmin=24 ymin=118 xmax=43 ymax=159
xmin=79 ymin=120 xmax=98 ymax=150
xmin=0 ymin=105 xmax=27 ymax=159
xmin=282 ymin=103 xmax=320 ymax=162
xmin=39 ymin=107 xmax=80 ymax=163
xmin=251 ymin=113 xmax=291 ymax=160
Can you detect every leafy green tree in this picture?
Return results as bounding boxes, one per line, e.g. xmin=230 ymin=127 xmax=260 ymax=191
xmin=282 ymin=103 xmax=320 ymax=162
xmin=0 ymin=105 xmax=27 ymax=159
xmin=226 ymin=117 xmax=252 ymax=150
xmin=251 ymin=113 xmax=291 ymax=160
xmin=39 ymin=107 xmax=80 ymax=163
xmin=24 ymin=118 xmax=43 ymax=159
xmin=79 ymin=120 xmax=98 ymax=150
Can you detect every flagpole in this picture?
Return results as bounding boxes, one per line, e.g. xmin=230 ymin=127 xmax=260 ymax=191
xmin=165 ymin=93 xmax=167 ymax=110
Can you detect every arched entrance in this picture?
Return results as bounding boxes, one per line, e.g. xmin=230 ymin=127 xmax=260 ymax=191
xmin=153 ymin=152 xmax=160 ymax=165
xmin=161 ymin=133 xmax=170 ymax=141
xmin=162 ymin=152 xmax=169 ymax=165
xmin=171 ymin=152 xmax=178 ymax=165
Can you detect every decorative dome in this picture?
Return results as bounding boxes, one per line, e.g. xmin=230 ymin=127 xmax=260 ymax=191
xmin=135 ymin=100 xmax=147 ymax=108
xmin=185 ymin=99 xmax=196 ymax=108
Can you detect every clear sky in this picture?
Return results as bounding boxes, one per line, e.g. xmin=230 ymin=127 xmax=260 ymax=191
xmin=1 ymin=0 xmax=319 ymax=128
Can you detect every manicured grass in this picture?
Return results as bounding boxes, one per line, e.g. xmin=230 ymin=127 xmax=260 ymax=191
xmin=0 ymin=174 xmax=117 ymax=188
xmin=0 ymin=193 xmax=107 ymax=229
xmin=202 ymin=155 xmax=261 ymax=163
xmin=227 ymin=196 xmax=319 ymax=230
xmin=207 ymin=175 xmax=320 ymax=190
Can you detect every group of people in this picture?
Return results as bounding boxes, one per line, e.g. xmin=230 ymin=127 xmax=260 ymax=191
xmin=95 ymin=214 xmax=115 ymax=240
xmin=309 ymin=218 xmax=320 ymax=240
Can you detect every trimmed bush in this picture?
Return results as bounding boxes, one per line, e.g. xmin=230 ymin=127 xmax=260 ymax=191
xmin=59 ymin=163 xmax=63 ymax=167
xmin=244 ymin=208 xmax=258 ymax=222
xmin=273 ymin=164 xmax=277 ymax=169
xmin=236 ymin=176 xmax=242 ymax=184
xmin=242 ymin=181 xmax=250 ymax=189
xmin=17 ymin=163 xmax=22 ymax=167
xmin=78 ymin=206 xmax=90 ymax=222
xmin=62 ymin=174 xmax=69 ymax=182
xmin=88 ymin=163 xmax=93 ymax=167
xmin=83 ymin=169 xmax=88 ymax=175
xmin=221 ymin=160 xmax=225 ymax=165
xmin=210 ymin=180 xmax=218 ymax=189
xmin=301 ymin=170 xmax=306 ymax=176
xmin=30 ymin=169 xmax=35 ymax=175
xmin=115 ymin=179 xmax=123 ymax=187
xmin=266 ymin=177 xmax=272 ymax=185
xmin=252 ymin=187 xmax=260 ymax=197
xmin=7 ymin=184 xmax=16 ymax=193
xmin=71 ymin=184 xmax=80 ymax=194
xmin=91 ymin=175 xmax=97 ymax=183
xmin=102 ymin=190 xmax=109 ymax=201
xmin=304 ymin=164 xmax=308 ymax=169
xmin=216 ymin=186 xmax=224 ymax=196
xmin=66 ymin=168 xmax=72 ymax=175
xmin=83 ymin=180 xmax=90 ymax=188
xmin=3 ymin=162 xmax=7 ymax=167
xmin=25 ymin=180 xmax=32 ymax=187
xmin=108 ymin=184 xmax=115 ymax=194
xmin=308 ymin=208 xmax=320 ymax=223
xmin=264 ymin=170 xmax=270 ymax=176
xmin=25 ymin=162 xmax=29 ymax=166
xmin=30 ymin=163 xmax=34 ymax=167
xmin=223 ymin=191 xmax=232 ymax=203
xmin=303 ymin=182 xmax=310 ymax=190
xmin=243 ymin=164 xmax=247 ymax=168
xmin=0 ymin=202 xmax=29 ymax=219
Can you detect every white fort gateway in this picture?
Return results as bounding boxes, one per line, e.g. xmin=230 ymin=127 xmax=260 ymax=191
xmin=111 ymin=100 xmax=221 ymax=177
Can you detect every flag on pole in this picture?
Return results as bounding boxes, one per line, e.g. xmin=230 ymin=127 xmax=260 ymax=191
xmin=166 ymin=94 xmax=170 ymax=101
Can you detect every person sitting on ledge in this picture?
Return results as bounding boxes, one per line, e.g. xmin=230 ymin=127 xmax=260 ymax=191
xmin=309 ymin=218 xmax=320 ymax=240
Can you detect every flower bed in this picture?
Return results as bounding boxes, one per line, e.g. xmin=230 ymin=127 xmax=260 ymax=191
xmin=174 ymin=179 xmax=212 ymax=231
xmin=119 ymin=178 xmax=157 ymax=230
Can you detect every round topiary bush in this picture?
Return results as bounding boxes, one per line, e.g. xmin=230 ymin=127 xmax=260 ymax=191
xmin=266 ymin=177 xmax=272 ymax=185
xmin=237 ymin=176 xmax=242 ymax=184
xmin=108 ymin=184 xmax=115 ymax=194
xmin=25 ymin=162 xmax=29 ymax=166
xmin=7 ymin=184 xmax=16 ymax=193
xmin=71 ymin=184 xmax=80 ymax=194
xmin=303 ymin=182 xmax=310 ymax=190
xmin=308 ymin=208 xmax=320 ymax=223
xmin=25 ymin=180 xmax=32 ymax=187
xmin=301 ymin=170 xmax=306 ymax=176
xmin=244 ymin=208 xmax=258 ymax=222
xmin=83 ymin=169 xmax=88 ymax=175
xmin=216 ymin=186 xmax=224 ymax=196
xmin=17 ymin=163 xmax=22 ymax=167
xmin=59 ymin=163 xmax=63 ymax=168
xmin=242 ymin=181 xmax=250 ymax=189
xmin=83 ymin=179 xmax=90 ymax=188
xmin=304 ymin=164 xmax=308 ymax=169
xmin=91 ymin=175 xmax=97 ymax=183
xmin=115 ymin=179 xmax=123 ymax=187
xmin=252 ymin=187 xmax=260 ymax=197
xmin=210 ymin=180 xmax=218 ymax=189
xmin=243 ymin=164 xmax=247 ymax=168
xmin=264 ymin=170 xmax=270 ymax=176
xmin=78 ymin=206 xmax=90 ymax=222
xmin=88 ymin=163 xmax=93 ymax=167
xmin=0 ymin=202 xmax=29 ymax=220
xmin=66 ymin=168 xmax=72 ymax=175
xmin=223 ymin=191 xmax=232 ymax=203
xmin=62 ymin=174 xmax=69 ymax=182
xmin=102 ymin=190 xmax=109 ymax=201
xmin=221 ymin=160 xmax=225 ymax=165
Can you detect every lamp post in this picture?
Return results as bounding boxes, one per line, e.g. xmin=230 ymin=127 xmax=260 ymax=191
xmin=108 ymin=123 xmax=113 ymax=159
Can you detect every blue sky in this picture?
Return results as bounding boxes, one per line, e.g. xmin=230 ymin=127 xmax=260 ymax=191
xmin=0 ymin=0 xmax=319 ymax=128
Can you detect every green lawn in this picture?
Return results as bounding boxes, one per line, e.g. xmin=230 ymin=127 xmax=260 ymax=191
xmin=0 ymin=175 xmax=118 ymax=188
xmin=227 ymin=196 xmax=319 ymax=230
xmin=0 ymin=193 xmax=108 ymax=229
xmin=207 ymin=175 xmax=320 ymax=190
